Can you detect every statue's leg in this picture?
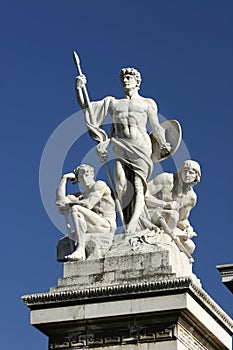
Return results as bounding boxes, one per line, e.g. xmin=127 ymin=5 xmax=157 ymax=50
xmin=126 ymin=175 xmax=145 ymax=234
xmin=84 ymin=214 xmax=114 ymax=259
xmin=151 ymin=209 xmax=179 ymax=231
xmin=114 ymin=159 xmax=127 ymax=201
xmin=114 ymin=159 xmax=135 ymax=226
xmin=180 ymin=237 xmax=196 ymax=254
xmin=65 ymin=206 xmax=87 ymax=261
xmin=67 ymin=205 xmax=113 ymax=261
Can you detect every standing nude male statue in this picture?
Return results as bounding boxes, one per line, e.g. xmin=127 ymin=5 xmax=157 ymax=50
xmin=75 ymin=68 xmax=172 ymax=234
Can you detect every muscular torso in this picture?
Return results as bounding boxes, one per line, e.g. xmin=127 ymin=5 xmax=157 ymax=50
xmin=70 ymin=181 xmax=116 ymax=220
xmin=109 ymin=97 xmax=151 ymax=142
xmin=174 ymin=191 xmax=195 ymax=209
xmin=174 ymin=190 xmax=196 ymax=221
xmin=148 ymin=173 xmax=197 ymax=221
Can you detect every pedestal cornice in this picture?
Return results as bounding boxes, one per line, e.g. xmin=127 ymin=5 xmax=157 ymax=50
xmin=22 ymin=276 xmax=233 ymax=334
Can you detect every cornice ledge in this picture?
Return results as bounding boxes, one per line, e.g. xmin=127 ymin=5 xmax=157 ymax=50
xmin=21 ymin=277 xmax=233 ymax=331
xmin=189 ymin=282 xmax=233 ymax=331
xmin=22 ymin=276 xmax=192 ymax=307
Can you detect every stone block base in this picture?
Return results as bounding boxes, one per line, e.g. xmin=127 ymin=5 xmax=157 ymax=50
xmin=22 ymin=251 xmax=233 ymax=349
xmin=23 ymin=277 xmax=233 ymax=349
xmin=51 ymin=243 xmax=200 ymax=293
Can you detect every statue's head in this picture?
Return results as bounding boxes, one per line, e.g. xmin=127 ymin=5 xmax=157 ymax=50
xmin=119 ymin=67 xmax=142 ymax=89
xmin=178 ymin=160 xmax=201 ymax=185
xmin=72 ymin=164 xmax=95 ymax=185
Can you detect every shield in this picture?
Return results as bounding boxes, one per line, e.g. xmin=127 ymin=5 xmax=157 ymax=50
xmin=150 ymin=119 xmax=182 ymax=162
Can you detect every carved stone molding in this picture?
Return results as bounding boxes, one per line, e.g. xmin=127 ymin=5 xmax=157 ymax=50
xmin=217 ymin=264 xmax=233 ymax=293
xmin=22 ymin=276 xmax=233 ymax=333
xmin=49 ymin=325 xmax=175 ymax=349
xmin=22 ymin=277 xmax=191 ymax=307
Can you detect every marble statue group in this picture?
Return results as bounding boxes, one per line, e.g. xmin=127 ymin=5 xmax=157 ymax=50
xmin=56 ymin=53 xmax=201 ymax=262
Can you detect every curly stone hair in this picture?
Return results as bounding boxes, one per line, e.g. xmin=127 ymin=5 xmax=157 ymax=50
xmin=72 ymin=164 xmax=94 ymax=184
xmin=119 ymin=67 xmax=142 ymax=88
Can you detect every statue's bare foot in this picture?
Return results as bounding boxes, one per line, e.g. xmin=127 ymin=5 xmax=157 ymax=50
xmin=65 ymin=249 xmax=85 ymax=261
xmin=129 ymin=237 xmax=141 ymax=250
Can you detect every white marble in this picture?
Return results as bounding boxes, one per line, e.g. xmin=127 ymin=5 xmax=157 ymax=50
xmin=56 ymin=57 xmax=201 ymax=266
xmin=30 ymin=290 xmax=233 ymax=349
xmin=145 ymin=160 xmax=201 ymax=259
xmin=75 ymin=66 xmax=181 ymax=235
xmin=56 ymin=164 xmax=116 ymax=261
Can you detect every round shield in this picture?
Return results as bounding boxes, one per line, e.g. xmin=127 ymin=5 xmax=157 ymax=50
xmin=150 ymin=120 xmax=182 ymax=162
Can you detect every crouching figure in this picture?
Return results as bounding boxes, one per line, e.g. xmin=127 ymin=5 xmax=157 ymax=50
xmin=146 ymin=160 xmax=201 ymax=256
xmin=56 ymin=164 xmax=116 ymax=261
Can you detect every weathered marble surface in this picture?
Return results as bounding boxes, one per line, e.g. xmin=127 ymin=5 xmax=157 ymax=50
xmin=49 ymin=244 xmax=200 ymax=294
xmin=22 ymin=270 xmax=233 ymax=350
xmin=22 ymin=248 xmax=233 ymax=348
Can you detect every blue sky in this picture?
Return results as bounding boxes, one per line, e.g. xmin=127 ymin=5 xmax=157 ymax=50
xmin=1 ymin=1 xmax=233 ymax=348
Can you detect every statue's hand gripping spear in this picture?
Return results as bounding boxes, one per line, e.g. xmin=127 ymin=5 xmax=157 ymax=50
xmin=73 ymin=51 xmax=125 ymax=230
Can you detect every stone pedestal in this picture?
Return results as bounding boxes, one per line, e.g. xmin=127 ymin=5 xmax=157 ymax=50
xmin=22 ymin=248 xmax=233 ymax=350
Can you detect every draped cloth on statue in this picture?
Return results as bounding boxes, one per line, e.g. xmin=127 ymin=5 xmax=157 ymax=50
xmin=90 ymin=97 xmax=153 ymax=185
xmin=111 ymin=137 xmax=153 ymax=188
xmin=111 ymin=136 xmax=153 ymax=226
xmin=89 ymin=97 xmax=154 ymax=225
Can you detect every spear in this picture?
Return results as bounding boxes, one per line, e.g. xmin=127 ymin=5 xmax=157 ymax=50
xmin=73 ymin=51 xmax=125 ymax=230
xmin=73 ymin=51 xmax=96 ymax=125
